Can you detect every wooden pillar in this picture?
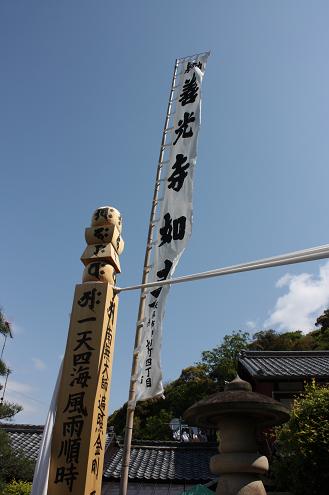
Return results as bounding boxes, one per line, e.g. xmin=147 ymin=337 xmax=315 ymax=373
xmin=47 ymin=206 xmax=124 ymax=495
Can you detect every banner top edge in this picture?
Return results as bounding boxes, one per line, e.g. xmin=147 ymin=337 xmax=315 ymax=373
xmin=177 ymin=51 xmax=210 ymax=63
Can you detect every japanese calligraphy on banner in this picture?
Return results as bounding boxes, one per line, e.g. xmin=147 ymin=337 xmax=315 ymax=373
xmin=136 ymin=53 xmax=210 ymax=401
xmin=47 ymin=282 xmax=118 ymax=495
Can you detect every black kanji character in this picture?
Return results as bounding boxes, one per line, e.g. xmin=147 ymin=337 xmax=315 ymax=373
xmin=168 ymin=154 xmax=190 ymax=192
xmin=159 ymin=214 xmax=187 ymax=246
xmin=148 ymin=299 xmax=158 ymax=309
xmin=173 ymin=112 xmax=195 ymax=145
xmin=58 ymin=438 xmax=81 ymax=464
xmin=63 ymin=392 xmax=88 ymax=416
xmin=173 ymin=216 xmax=186 ymax=240
xmin=159 ymin=213 xmax=172 ymax=246
xmin=93 ymin=227 xmax=111 ymax=242
xmin=93 ymin=244 xmax=106 ymax=256
xmin=101 ymin=363 xmax=109 ymax=391
xmin=73 ymin=351 xmax=92 ymax=366
xmin=157 ymin=259 xmax=173 ymax=280
xmin=62 ymin=415 xmax=84 ymax=438
xmin=108 ymin=299 xmax=116 ymax=324
xmin=77 ymin=288 xmax=101 ymax=311
xmin=150 ymin=287 xmax=161 ymax=299
xmin=150 ymin=258 xmax=173 ymax=300
xmin=96 ymin=396 xmax=106 ymax=432
xmin=145 ymin=377 xmax=152 ymax=388
xmin=185 ymin=61 xmax=202 ymax=73
xmin=179 ymin=73 xmax=199 ymax=106
xmin=91 ymin=457 xmax=99 ymax=478
xmin=77 ymin=317 xmax=96 ymax=323
xmin=116 ymin=235 xmax=121 ymax=252
xmin=86 ymin=262 xmax=103 ymax=280
xmin=94 ymin=207 xmax=109 ymax=221
xmin=54 ymin=463 xmax=79 ymax=492
xmin=74 ymin=331 xmax=94 ymax=352
xmin=146 ymin=339 xmax=153 ymax=357
xmin=94 ymin=434 xmax=103 ymax=455
xmin=70 ymin=367 xmax=92 ymax=388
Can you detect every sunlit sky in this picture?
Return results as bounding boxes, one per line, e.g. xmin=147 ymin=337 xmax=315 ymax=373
xmin=2 ymin=1 xmax=329 ymax=424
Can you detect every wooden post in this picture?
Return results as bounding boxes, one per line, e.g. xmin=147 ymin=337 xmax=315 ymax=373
xmin=47 ymin=206 xmax=124 ymax=495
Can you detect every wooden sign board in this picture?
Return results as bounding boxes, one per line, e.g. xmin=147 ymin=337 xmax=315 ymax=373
xmin=81 ymin=243 xmax=121 ymax=273
xmin=47 ymin=282 xmax=118 ymax=495
xmin=85 ymin=225 xmax=124 ymax=255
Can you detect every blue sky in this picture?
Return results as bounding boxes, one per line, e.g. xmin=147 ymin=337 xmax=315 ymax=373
xmin=2 ymin=0 xmax=329 ymax=424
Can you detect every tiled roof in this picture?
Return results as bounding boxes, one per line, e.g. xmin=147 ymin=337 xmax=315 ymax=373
xmin=238 ymin=350 xmax=329 ymax=380
xmin=104 ymin=440 xmax=217 ymax=482
xmin=1 ymin=425 xmax=217 ymax=483
xmin=3 ymin=424 xmax=43 ymax=461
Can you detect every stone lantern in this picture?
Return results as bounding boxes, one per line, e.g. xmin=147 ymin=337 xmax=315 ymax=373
xmin=184 ymin=376 xmax=290 ymax=495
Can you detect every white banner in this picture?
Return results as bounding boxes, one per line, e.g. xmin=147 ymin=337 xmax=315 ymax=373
xmin=31 ymin=361 xmax=62 ymax=495
xmin=136 ymin=53 xmax=209 ymax=401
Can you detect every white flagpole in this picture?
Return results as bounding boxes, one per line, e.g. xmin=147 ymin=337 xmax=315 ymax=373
xmin=116 ymin=243 xmax=329 ymax=293
xmin=119 ymin=59 xmax=180 ymax=495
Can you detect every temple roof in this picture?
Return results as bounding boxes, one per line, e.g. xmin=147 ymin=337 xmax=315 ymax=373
xmin=1 ymin=424 xmax=217 ymax=483
xmin=238 ymin=350 xmax=329 ymax=380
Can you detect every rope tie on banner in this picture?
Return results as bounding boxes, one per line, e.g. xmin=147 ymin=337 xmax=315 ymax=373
xmin=115 ymin=243 xmax=329 ymax=293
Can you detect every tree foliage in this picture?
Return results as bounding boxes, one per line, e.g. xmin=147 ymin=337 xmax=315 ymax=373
xmin=109 ymin=308 xmax=329 ymax=440
xmin=248 ymin=327 xmax=329 ymax=351
xmin=199 ymin=330 xmax=250 ymax=386
xmin=0 ymin=401 xmax=22 ymax=422
xmin=1 ymin=479 xmax=32 ymax=495
xmin=272 ymin=380 xmax=329 ymax=495
xmin=0 ymin=310 xmax=22 ymax=421
xmin=0 ymin=430 xmax=34 ymax=485
xmin=0 ymin=310 xmax=11 ymax=377
xmin=108 ymin=364 xmax=217 ymax=439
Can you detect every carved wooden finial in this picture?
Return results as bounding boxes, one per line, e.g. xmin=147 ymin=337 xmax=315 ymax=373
xmin=81 ymin=205 xmax=124 ymax=284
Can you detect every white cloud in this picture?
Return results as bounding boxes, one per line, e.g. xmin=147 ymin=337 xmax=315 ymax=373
xmin=6 ymin=379 xmax=34 ymax=394
xmin=2 ymin=380 xmax=38 ymax=417
xmin=246 ymin=320 xmax=257 ymax=330
xmin=2 ymin=379 xmax=49 ymax=423
xmin=265 ymin=261 xmax=329 ymax=332
xmin=32 ymin=357 xmax=46 ymax=370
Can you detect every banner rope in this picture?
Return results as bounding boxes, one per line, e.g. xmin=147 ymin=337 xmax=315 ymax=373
xmin=115 ymin=243 xmax=329 ymax=293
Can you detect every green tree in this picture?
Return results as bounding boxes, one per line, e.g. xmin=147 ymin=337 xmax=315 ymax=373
xmin=108 ymin=364 xmax=217 ymax=439
xmin=272 ymin=380 xmax=329 ymax=495
xmin=109 ymin=307 xmax=329 ymax=441
xmin=0 ymin=429 xmax=34 ymax=485
xmin=0 ymin=311 xmax=22 ymax=421
xmin=0 ymin=309 xmax=30 ymax=491
xmin=2 ymin=480 xmax=32 ymax=495
xmin=141 ymin=409 xmax=173 ymax=440
xmin=199 ymin=330 xmax=250 ymax=386
xmin=248 ymin=329 xmax=311 ymax=350
xmin=0 ymin=311 xmax=12 ymax=375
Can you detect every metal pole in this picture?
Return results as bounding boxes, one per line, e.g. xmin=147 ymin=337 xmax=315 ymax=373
xmin=119 ymin=58 xmax=181 ymax=495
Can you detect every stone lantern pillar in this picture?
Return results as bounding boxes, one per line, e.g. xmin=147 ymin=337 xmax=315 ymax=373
xmin=184 ymin=376 xmax=290 ymax=495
